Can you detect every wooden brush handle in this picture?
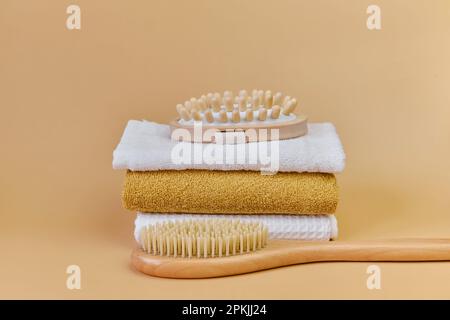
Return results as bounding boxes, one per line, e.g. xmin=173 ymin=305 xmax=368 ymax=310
xmin=131 ymin=239 xmax=450 ymax=279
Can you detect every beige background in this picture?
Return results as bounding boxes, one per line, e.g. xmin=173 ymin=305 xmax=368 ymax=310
xmin=1 ymin=0 xmax=450 ymax=299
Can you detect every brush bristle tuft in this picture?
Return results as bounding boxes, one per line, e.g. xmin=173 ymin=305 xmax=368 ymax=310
xmin=139 ymin=219 xmax=269 ymax=258
xmin=176 ymin=89 xmax=299 ymax=123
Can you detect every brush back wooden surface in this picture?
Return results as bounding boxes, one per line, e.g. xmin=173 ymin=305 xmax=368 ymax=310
xmin=170 ymin=115 xmax=308 ymax=143
xmin=131 ymin=239 xmax=450 ymax=278
xmin=171 ymin=89 xmax=307 ymax=142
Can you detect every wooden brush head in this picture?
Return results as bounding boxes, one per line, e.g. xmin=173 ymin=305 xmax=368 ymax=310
xmin=139 ymin=219 xmax=268 ymax=258
xmin=170 ymin=89 xmax=308 ymax=143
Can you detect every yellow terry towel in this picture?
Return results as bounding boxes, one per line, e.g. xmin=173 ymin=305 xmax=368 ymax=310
xmin=123 ymin=170 xmax=338 ymax=214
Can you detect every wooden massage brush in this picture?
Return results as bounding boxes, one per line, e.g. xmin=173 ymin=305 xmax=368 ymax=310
xmin=131 ymin=219 xmax=450 ymax=279
xmin=170 ymin=89 xmax=308 ymax=142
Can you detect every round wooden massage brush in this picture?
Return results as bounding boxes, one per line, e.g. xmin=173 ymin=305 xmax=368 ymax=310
xmin=170 ymin=89 xmax=308 ymax=143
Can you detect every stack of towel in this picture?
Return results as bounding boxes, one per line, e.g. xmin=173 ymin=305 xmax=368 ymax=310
xmin=113 ymin=120 xmax=345 ymax=242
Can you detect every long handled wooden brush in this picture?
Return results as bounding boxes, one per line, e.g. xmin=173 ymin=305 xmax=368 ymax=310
xmin=131 ymin=219 xmax=450 ymax=279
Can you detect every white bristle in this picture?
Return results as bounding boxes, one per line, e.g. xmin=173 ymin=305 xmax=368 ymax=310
xmin=251 ymin=95 xmax=260 ymax=111
xmin=223 ymin=90 xmax=233 ymax=98
xmin=257 ymin=90 xmax=264 ymax=106
xmin=232 ymin=109 xmax=240 ymax=123
xmin=179 ymin=107 xmax=191 ymax=121
xmin=238 ymin=97 xmax=246 ymax=112
xmin=191 ymin=109 xmax=202 ymax=121
xmin=204 ymin=109 xmax=214 ymax=123
xmin=258 ymin=107 xmax=267 ymax=121
xmin=176 ymin=89 xmax=300 ymax=124
xmin=282 ymin=98 xmax=298 ymax=115
xmin=206 ymin=93 xmax=214 ymax=107
xmin=214 ymin=92 xmax=222 ymax=103
xmin=283 ymin=96 xmax=291 ymax=107
xmin=271 ymin=105 xmax=281 ymax=119
xmin=239 ymin=89 xmax=248 ymax=98
xmin=190 ymin=97 xmax=198 ymax=110
xmin=245 ymin=109 xmax=254 ymax=121
xmin=224 ymin=96 xmax=234 ymax=112
xmin=197 ymin=97 xmax=207 ymax=111
xmin=290 ymin=98 xmax=298 ymax=109
xmin=184 ymin=101 xmax=192 ymax=111
xmin=140 ymin=220 xmax=268 ymax=258
xmin=264 ymin=92 xmax=273 ymax=108
xmin=219 ymin=109 xmax=228 ymax=122
xmin=211 ymin=97 xmax=221 ymax=112
xmin=176 ymin=104 xmax=184 ymax=114
xmin=273 ymin=92 xmax=283 ymax=106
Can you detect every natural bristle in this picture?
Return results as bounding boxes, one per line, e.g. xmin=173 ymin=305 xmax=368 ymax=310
xmin=140 ymin=219 xmax=269 ymax=258
xmin=273 ymin=92 xmax=283 ymax=105
xmin=176 ymin=89 xmax=301 ymax=123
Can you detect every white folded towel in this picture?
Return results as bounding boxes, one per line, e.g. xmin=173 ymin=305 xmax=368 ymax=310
xmin=134 ymin=213 xmax=338 ymax=241
xmin=113 ymin=120 xmax=345 ymax=173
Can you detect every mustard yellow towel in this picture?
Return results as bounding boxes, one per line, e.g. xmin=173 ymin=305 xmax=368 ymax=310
xmin=123 ymin=170 xmax=338 ymax=214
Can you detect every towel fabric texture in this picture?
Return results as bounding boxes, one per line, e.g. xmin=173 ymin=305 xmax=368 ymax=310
xmin=123 ymin=170 xmax=338 ymax=214
xmin=134 ymin=213 xmax=338 ymax=241
xmin=113 ymin=120 xmax=345 ymax=173
xmin=134 ymin=212 xmax=337 ymax=242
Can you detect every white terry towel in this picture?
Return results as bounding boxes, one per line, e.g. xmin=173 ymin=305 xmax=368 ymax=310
xmin=113 ymin=120 xmax=345 ymax=173
xmin=134 ymin=213 xmax=338 ymax=241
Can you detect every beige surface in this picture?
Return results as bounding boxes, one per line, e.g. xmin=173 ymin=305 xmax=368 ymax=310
xmin=1 ymin=0 xmax=450 ymax=299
